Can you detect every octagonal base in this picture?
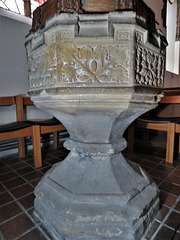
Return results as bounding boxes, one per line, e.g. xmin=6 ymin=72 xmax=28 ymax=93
xmin=34 ymin=152 xmax=159 ymax=240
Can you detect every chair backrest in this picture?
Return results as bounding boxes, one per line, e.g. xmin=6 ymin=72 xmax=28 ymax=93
xmin=15 ymin=95 xmax=34 ymax=122
xmin=0 ymin=96 xmax=15 ymax=106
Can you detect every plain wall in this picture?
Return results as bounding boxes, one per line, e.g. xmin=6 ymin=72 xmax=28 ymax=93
xmin=0 ymin=8 xmax=52 ymax=124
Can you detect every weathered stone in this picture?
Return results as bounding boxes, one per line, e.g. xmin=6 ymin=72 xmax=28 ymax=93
xmin=25 ymin=9 xmax=167 ymax=240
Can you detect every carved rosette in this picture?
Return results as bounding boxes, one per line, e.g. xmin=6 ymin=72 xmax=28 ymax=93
xmin=135 ymin=46 xmax=164 ymax=87
xmin=135 ymin=31 xmax=164 ymax=88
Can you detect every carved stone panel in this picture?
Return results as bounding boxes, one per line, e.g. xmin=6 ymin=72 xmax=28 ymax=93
xmin=29 ymin=47 xmax=57 ymax=89
xmin=57 ymin=44 xmax=130 ymax=86
xmin=135 ymin=46 xmax=164 ymax=87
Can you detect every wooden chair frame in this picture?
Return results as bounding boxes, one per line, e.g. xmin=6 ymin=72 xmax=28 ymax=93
xmin=128 ymin=120 xmax=176 ymax=164
xmin=0 ymin=95 xmax=66 ymax=168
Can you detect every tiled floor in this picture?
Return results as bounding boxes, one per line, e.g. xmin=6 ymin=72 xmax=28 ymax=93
xmin=0 ymin=142 xmax=180 ymax=240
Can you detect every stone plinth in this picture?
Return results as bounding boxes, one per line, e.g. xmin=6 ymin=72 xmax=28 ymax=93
xmin=25 ymin=8 xmax=167 ymax=240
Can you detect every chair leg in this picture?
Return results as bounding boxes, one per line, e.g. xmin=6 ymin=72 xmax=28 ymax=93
xmin=166 ymin=122 xmax=175 ymax=163
xmin=128 ymin=122 xmax=134 ymax=152
xmin=179 ymin=133 xmax=180 ymax=154
xmin=18 ymin=137 xmax=26 ymax=158
xmin=32 ymin=125 xmax=42 ymax=168
xmin=53 ymin=131 xmax=58 ymax=149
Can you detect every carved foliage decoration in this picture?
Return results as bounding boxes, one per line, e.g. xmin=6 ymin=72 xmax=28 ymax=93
xmin=28 ymin=47 xmax=57 ymax=89
xmin=57 ymin=44 xmax=130 ymax=85
xmin=135 ymin=46 xmax=164 ymax=87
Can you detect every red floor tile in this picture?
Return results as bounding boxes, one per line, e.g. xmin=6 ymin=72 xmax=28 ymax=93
xmin=0 ymin=213 xmax=34 ymax=240
xmin=10 ymin=184 xmax=34 ymax=199
xmin=0 ymin=192 xmax=14 ymax=206
xmin=17 ymin=228 xmax=47 ymax=240
xmin=0 ymin=201 xmax=22 ymax=222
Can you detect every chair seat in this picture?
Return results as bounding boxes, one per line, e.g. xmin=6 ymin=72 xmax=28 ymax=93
xmin=138 ymin=117 xmax=180 ymax=124
xmin=25 ymin=118 xmax=61 ymax=126
xmin=0 ymin=121 xmax=32 ymax=133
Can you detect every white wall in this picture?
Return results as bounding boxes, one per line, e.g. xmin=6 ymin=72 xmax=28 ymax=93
xmin=0 ymin=8 xmax=52 ymax=124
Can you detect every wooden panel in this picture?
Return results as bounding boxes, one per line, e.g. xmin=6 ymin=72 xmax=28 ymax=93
xmin=175 ymin=123 xmax=180 ymax=133
xmin=15 ymin=95 xmax=24 ymax=121
xmin=30 ymin=0 xmax=155 ymax=32
xmin=23 ymin=96 xmax=34 ymax=106
xmin=82 ymin=0 xmax=130 ymax=12
xmin=0 ymin=96 xmax=15 ymax=106
xmin=40 ymin=0 xmax=58 ymax=29
xmin=166 ymin=123 xmax=175 ymax=163
xmin=41 ymin=124 xmax=66 ymax=134
xmin=136 ymin=120 xmax=168 ymax=131
xmin=32 ymin=125 xmax=42 ymax=168
xmin=160 ymin=96 xmax=180 ymax=104
xmin=0 ymin=127 xmax=33 ymax=141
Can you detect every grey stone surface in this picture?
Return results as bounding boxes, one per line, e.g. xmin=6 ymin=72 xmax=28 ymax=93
xmin=25 ymin=11 xmax=167 ymax=240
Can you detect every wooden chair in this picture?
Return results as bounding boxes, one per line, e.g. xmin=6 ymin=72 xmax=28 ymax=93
xmin=128 ymin=92 xmax=180 ymax=164
xmin=0 ymin=96 xmax=42 ymax=168
xmin=0 ymin=95 xmax=66 ymax=168
xmin=15 ymin=95 xmax=65 ymax=150
xmin=128 ymin=118 xmax=176 ymax=163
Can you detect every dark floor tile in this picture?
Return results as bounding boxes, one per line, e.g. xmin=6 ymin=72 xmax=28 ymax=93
xmin=4 ymin=158 xmax=21 ymax=166
xmin=141 ymin=166 xmax=151 ymax=172
xmin=39 ymin=166 xmax=51 ymax=174
xmin=160 ymin=161 xmax=178 ymax=168
xmin=153 ymin=225 xmax=175 ymax=240
xmin=0 ymin=183 xmax=6 ymax=193
xmin=155 ymin=164 xmax=174 ymax=174
xmin=0 ymin=213 xmax=34 ymax=240
xmin=146 ymin=156 xmax=163 ymax=163
xmin=10 ymin=184 xmax=34 ymax=199
xmin=0 ymin=160 xmax=6 ymax=167
xmin=156 ymin=205 xmax=170 ymax=222
xmin=24 ymin=159 xmax=35 ymax=166
xmin=151 ymin=177 xmax=162 ymax=186
xmin=39 ymin=224 xmax=53 ymax=239
xmin=0 ymin=172 xmax=19 ymax=183
xmin=166 ymin=174 xmax=180 ymax=185
xmin=139 ymin=160 xmax=157 ymax=168
xmin=23 ymin=171 xmax=43 ymax=182
xmin=175 ymin=200 xmax=180 ymax=212
xmin=174 ymin=232 xmax=180 ymax=240
xmin=16 ymin=166 xmax=34 ymax=175
xmin=159 ymin=191 xmax=177 ymax=207
xmin=30 ymin=178 xmax=41 ymax=187
xmin=144 ymin=220 xmax=160 ymax=240
xmin=149 ymin=169 xmax=168 ymax=180
xmin=11 ymin=162 xmax=28 ymax=170
xmin=47 ymin=158 xmax=61 ymax=165
xmin=0 ymin=165 xmax=11 ymax=175
xmin=165 ymin=211 xmax=180 ymax=229
xmin=159 ymin=181 xmax=180 ymax=196
xmin=0 ymin=201 xmax=22 ymax=222
xmin=18 ymin=193 xmax=35 ymax=210
xmin=0 ymin=192 xmax=13 ymax=206
xmin=17 ymin=228 xmax=47 ymax=240
xmin=3 ymin=177 xmax=26 ymax=190
xmin=27 ymin=207 xmax=34 ymax=219
xmin=172 ymin=167 xmax=180 ymax=176
xmin=127 ymin=156 xmax=143 ymax=164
